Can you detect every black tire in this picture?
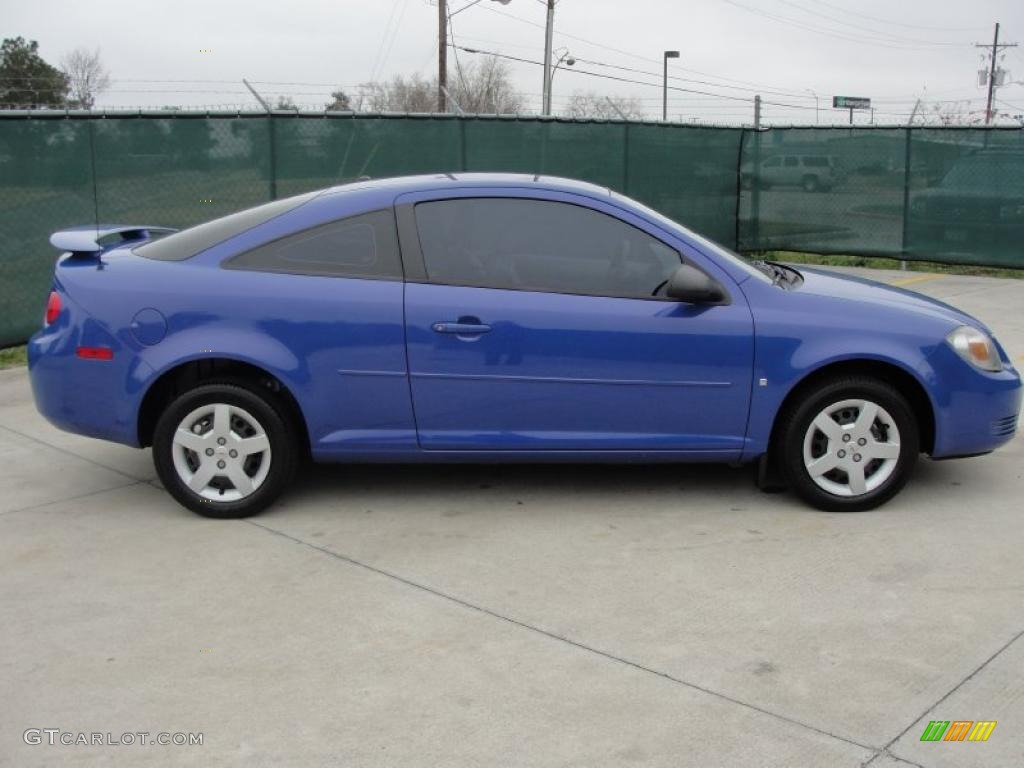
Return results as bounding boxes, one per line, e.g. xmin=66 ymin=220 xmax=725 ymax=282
xmin=802 ymin=175 xmax=820 ymax=192
xmin=153 ymin=381 xmax=299 ymax=518
xmin=776 ymin=376 xmax=919 ymax=512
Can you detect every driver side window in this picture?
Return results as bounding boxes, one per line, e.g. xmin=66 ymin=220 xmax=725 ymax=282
xmin=414 ymin=198 xmax=681 ymax=300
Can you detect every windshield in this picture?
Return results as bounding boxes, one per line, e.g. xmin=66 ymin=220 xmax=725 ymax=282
xmin=610 ymin=192 xmax=772 ymax=283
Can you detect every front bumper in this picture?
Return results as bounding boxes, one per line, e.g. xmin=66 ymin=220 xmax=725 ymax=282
xmin=928 ymin=344 xmax=1022 ymax=458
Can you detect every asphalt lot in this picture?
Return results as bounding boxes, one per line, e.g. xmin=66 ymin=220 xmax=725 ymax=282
xmin=1 ymin=266 xmax=1022 ymax=767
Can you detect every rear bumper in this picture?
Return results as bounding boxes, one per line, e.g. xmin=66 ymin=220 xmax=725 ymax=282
xmin=929 ymin=345 xmax=1022 ymax=458
xmin=28 ymin=325 xmax=152 ymax=448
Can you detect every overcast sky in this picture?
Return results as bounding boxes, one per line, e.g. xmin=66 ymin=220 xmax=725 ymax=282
xmin=8 ymin=0 xmax=1024 ymax=125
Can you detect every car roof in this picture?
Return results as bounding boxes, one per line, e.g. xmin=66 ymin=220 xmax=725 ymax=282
xmin=133 ymin=174 xmax=617 ymax=264
xmin=317 ymin=172 xmax=613 ymax=204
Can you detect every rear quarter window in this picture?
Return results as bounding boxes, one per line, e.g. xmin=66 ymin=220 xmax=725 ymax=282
xmin=223 ymin=209 xmax=402 ymax=280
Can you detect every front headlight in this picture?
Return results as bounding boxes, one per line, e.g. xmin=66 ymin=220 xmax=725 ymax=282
xmin=946 ymin=325 xmax=1003 ymax=372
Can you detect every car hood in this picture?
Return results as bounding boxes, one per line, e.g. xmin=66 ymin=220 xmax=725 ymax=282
xmin=792 ymin=266 xmax=988 ymax=333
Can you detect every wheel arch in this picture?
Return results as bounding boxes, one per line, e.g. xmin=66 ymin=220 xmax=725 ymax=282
xmin=769 ymin=358 xmax=936 ymax=455
xmin=137 ymin=357 xmax=311 ymax=456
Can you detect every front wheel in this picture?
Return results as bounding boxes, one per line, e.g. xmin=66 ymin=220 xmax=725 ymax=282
xmin=153 ymin=382 xmax=299 ymax=518
xmin=777 ymin=377 xmax=919 ymax=511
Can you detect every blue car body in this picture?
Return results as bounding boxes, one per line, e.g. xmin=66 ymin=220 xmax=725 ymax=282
xmin=28 ymin=174 xmax=1021 ymax=469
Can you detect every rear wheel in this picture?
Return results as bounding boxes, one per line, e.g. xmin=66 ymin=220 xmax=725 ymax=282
xmin=777 ymin=377 xmax=918 ymax=511
xmin=802 ymin=175 xmax=820 ymax=192
xmin=153 ymin=382 xmax=298 ymax=518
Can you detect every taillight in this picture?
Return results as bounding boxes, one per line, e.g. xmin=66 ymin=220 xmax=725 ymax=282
xmin=44 ymin=291 xmax=61 ymax=326
xmin=76 ymin=347 xmax=114 ymax=361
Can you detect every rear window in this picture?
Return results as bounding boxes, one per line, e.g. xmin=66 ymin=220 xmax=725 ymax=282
xmin=801 ymin=157 xmax=829 ymax=167
xmin=135 ymin=192 xmax=319 ymax=261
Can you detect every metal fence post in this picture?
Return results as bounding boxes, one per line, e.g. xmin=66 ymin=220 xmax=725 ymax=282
xmin=87 ymin=118 xmax=100 ymax=228
xmin=268 ymin=115 xmax=278 ymax=201
xmin=732 ymin=128 xmax=744 ymax=251
xmin=899 ymin=126 xmax=912 ymax=268
xmin=748 ymin=127 xmax=761 ymax=251
xmin=622 ymin=122 xmax=630 ymax=195
xmin=459 ymin=117 xmax=468 ymax=172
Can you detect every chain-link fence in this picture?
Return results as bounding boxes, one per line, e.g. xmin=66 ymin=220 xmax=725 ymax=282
xmin=1 ymin=112 xmax=1022 ymax=347
xmin=738 ymin=127 xmax=1024 ymax=264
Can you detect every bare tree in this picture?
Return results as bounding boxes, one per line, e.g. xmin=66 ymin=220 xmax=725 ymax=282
xmin=351 ymin=74 xmax=434 ymax=112
xmin=344 ymin=56 xmax=523 ymax=114
xmin=449 ymin=56 xmax=523 ymax=114
xmin=60 ymin=47 xmax=110 ymax=109
xmin=565 ymin=90 xmax=645 ymax=120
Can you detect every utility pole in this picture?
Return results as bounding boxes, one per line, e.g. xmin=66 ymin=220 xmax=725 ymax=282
xmin=541 ymin=0 xmax=555 ymax=115
xmin=976 ymin=22 xmax=1017 ymax=124
xmin=753 ymin=94 xmax=761 ymax=128
xmin=438 ymin=0 xmax=448 ymax=113
xmin=983 ymin=22 xmax=999 ymax=124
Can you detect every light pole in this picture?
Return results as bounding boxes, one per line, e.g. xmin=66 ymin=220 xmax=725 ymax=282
xmin=663 ymin=50 xmax=679 ymax=121
xmin=805 ymin=88 xmax=819 ymax=125
xmin=440 ymin=0 xmax=512 ymax=112
xmin=445 ymin=0 xmax=558 ymax=116
xmin=547 ymin=49 xmax=575 ymax=114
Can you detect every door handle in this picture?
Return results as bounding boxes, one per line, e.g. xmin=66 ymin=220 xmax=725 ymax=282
xmin=432 ymin=321 xmax=492 ymax=335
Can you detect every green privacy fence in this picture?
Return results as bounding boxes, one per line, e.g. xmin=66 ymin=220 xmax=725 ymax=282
xmin=1 ymin=112 xmax=1022 ymax=347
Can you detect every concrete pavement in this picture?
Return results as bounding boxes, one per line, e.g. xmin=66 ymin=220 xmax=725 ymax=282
xmin=1 ymin=267 xmax=1022 ymax=767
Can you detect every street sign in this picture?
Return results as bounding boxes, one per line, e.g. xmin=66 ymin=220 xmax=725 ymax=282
xmin=832 ymin=96 xmax=871 ymax=110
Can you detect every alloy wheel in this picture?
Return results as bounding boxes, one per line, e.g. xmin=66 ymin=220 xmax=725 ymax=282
xmin=801 ymin=398 xmax=901 ymax=497
xmin=171 ymin=402 xmax=272 ymax=502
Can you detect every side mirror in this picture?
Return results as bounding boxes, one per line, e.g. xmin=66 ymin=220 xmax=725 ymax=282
xmin=666 ymin=264 xmax=728 ymax=304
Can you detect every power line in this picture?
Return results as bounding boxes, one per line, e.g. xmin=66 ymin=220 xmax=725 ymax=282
xmin=719 ymin=0 xmax=970 ymax=49
xmin=801 ymin=0 xmax=988 ymax=33
xmin=767 ymin=0 xmax=970 ymax=45
xmin=568 ymin=56 xmax=815 ymax=99
xmin=380 ymin=0 xmax=413 ymax=82
xmin=452 ymin=44 xmax=816 ymax=111
xmin=369 ymin=0 xmax=406 ymax=83
xmin=474 ymin=1 xmax=815 ymax=97
xmin=448 ymin=10 xmax=471 ymax=97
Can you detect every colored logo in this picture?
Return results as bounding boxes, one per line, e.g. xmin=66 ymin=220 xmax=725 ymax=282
xmin=920 ymin=721 xmax=996 ymax=742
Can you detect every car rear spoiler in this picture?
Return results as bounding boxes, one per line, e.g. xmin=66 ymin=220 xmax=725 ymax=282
xmin=50 ymin=225 xmax=178 ymax=256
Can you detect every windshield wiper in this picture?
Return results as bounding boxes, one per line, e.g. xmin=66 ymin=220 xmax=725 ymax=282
xmin=750 ymin=259 xmax=785 ymax=285
xmin=764 ymin=260 xmax=803 ymax=288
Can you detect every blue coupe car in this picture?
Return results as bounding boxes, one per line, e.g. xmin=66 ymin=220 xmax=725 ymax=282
xmin=28 ymin=174 xmax=1021 ymax=517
